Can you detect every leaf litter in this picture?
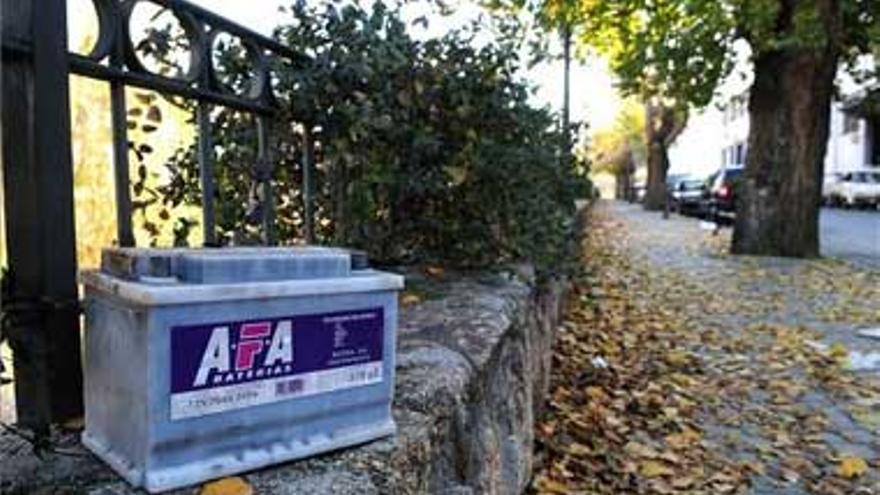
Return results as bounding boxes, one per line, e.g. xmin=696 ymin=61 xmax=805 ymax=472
xmin=530 ymin=204 xmax=880 ymax=494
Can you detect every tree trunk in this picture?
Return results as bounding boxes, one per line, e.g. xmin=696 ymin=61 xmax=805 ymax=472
xmin=643 ymin=140 xmax=669 ymax=209
xmin=615 ymin=170 xmax=630 ymax=200
xmin=732 ymin=3 xmax=840 ymax=257
xmin=615 ymin=171 xmax=625 ymax=199
xmin=643 ymin=100 xmax=686 ymax=210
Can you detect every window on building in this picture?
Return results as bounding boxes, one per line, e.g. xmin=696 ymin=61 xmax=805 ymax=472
xmin=736 ymin=142 xmax=747 ymax=165
xmin=870 ymin=118 xmax=879 ymax=166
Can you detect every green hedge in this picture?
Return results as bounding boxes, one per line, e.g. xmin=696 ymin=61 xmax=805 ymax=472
xmin=132 ymin=1 xmax=589 ymax=278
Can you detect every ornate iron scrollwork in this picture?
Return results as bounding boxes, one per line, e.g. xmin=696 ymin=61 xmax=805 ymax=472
xmin=79 ymin=0 xmax=294 ymax=108
xmin=120 ymin=0 xmax=206 ymax=83
xmin=87 ymin=0 xmax=118 ymax=61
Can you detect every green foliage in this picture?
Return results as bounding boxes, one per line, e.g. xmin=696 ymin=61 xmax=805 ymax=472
xmin=524 ymin=0 xmax=878 ymax=110
xmin=589 ymin=98 xmax=645 ymax=175
xmin=142 ymin=1 xmax=588 ymax=278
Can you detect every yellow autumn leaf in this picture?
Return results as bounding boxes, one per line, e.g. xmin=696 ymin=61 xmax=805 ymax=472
xmin=400 ymin=292 xmax=422 ymax=306
xmin=585 ymin=385 xmax=609 ymax=402
xmin=534 ymin=477 xmax=570 ymax=494
xmin=640 ymin=459 xmax=674 ymax=478
xmin=666 ymin=428 xmax=703 ymax=449
xmin=828 ymin=342 xmax=849 ymax=362
xmin=837 ymin=456 xmax=868 ymax=478
xmin=565 ymin=441 xmax=592 ymax=456
xmin=200 ymin=477 xmax=254 ymax=495
xmin=663 ymin=350 xmax=691 ymax=368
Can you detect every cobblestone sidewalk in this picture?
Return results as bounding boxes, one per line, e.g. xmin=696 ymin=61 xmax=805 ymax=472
xmin=617 ymin=201 xmax=880 ymax=494
xmin=532 ymin=201 xmax=880 ymax=494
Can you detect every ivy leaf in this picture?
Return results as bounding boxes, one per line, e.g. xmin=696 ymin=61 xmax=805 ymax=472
xmin=444 ymin=165 xmax=467 ymax=186
xmin=396 ymin=90 xmax=412 ymax=107
xmin=146 ymin=105 xmax=162 ymax=123
xmin=133 ymin=92 xmax=156 ymax=105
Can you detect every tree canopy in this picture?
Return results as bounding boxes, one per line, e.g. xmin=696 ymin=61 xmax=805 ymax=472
xmin=589 ymin=98 xmax=645 ymax=176
xmin=564 ymin=0 xmax=877 ymax=108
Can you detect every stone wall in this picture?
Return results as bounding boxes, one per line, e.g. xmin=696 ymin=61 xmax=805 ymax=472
xmin=0 ymin=267 xmax=566 ymax=495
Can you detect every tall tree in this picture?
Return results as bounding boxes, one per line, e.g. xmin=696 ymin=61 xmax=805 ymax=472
xmin=589 ymin=98 xmax=646 ymax=199
xmin=730 ymin=0 xmax=876 ymax=256
xmin=643 ymin=97 xmax=687 ymax=209
xmin=573 ymin=0 xmax=878 ymax=256
xmin=492 ymin=0 xmax=696 ymax=210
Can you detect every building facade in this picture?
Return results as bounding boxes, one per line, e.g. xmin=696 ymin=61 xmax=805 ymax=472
xmin=670 ymin=52 xmax=878 ymax=178
xmin=716 ymin=87 xmax=879 ymax=175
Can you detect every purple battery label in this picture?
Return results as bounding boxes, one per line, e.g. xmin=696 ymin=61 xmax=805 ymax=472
xmin=169 ymin=308 xmax=384 ymax=420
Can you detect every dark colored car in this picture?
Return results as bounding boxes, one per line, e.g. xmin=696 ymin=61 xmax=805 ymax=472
xmin=669 ymin=176 xmax=707 ymax=216
xmin=704 ymin=166 xmax=744 ymax=224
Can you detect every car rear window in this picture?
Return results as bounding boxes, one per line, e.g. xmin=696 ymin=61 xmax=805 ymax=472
xmin=851 ymin=172 xmax=877 ymax=183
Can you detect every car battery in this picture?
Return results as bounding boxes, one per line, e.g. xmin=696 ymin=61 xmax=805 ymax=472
xmin=80 ymin=246 xmax=403 ymax=493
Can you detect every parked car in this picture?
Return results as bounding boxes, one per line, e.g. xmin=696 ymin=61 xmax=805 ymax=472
xmin=822 ymin=173 xmax=844 ymax=205
xmin=669 ymin=175 xmax=707 ymax=216
xmin=631 ymin=182 xmax=647 ymax=203
xmin=704 ymin=165 xmax=744 ymax=224
xmin=665 ymin=173 xmax=689 ymax=189
xmin=827 ymin=170 xmax=880 ymax=208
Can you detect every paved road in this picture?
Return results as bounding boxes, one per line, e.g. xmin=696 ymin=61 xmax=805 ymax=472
xmin=820 ymin=207 xmax=880 ymax=266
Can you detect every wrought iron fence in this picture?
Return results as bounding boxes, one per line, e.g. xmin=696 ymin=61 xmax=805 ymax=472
xmin=1 ymin=0 xmax=310 ymax=433
xmin=72 ymin=0 xmax=310 ymax=246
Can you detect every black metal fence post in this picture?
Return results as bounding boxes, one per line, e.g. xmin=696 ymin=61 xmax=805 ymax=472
xmin=302 ymin=125 xmax=315 ymax=244
xmin=197 ymin=102 xmax=217 ymax=246
xmin=1 ymin=0 xmax=84 ymax=430
xmin=1 ymin=0 xmax=307 ymax=432
xmin=257 ymin=116 xmax=275 ymax=245
xmin=109 ymin=12 xmax=136 ymax=248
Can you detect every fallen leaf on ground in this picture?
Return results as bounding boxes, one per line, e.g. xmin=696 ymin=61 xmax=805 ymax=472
xmin=641 ymin=459 xmax=674 ymax=478
xmin=400 ymin=291 xmax=422 ymax=306
xmin=837 ymin=456 xmax=868 ymax=479
xmin=425 ymin=266 xmax=445 ymax=278
xmin=530 ymin=204 xmax=880 ymax=494
xmin=200 ymin=477 xmax=253 ymax=495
